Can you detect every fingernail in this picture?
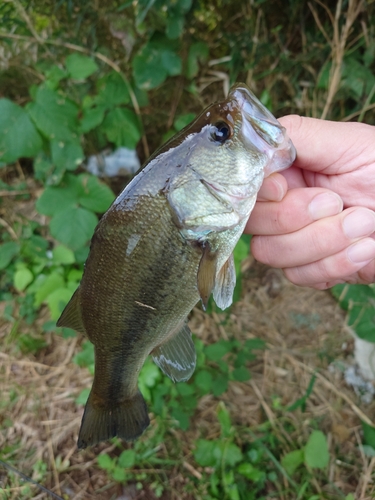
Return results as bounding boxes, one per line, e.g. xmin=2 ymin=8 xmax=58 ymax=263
xmin=343 ymin=209 xmax=375 ymax=239
xmin=308 ymin=192 xmax=343 ymax=220
xmin=347 ymin=239 xmax=375 ymax=264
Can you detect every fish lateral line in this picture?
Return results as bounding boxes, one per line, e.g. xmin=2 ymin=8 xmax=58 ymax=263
xmin=134 ymin=300 xmax=157 ymax=311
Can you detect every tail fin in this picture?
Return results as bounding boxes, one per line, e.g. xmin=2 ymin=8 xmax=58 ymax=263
xmin=77 ymin=390 xmax=150 ymax=449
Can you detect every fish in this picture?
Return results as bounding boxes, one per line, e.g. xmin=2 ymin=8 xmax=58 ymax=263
xmin=57 ymin=83 xmax=296 ymax=449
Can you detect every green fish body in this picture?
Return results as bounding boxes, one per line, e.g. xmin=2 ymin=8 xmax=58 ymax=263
xmin=57 ymin=84 xmax=296 ymax=448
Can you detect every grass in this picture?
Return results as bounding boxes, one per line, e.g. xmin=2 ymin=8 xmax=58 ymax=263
xmin=1 ymin=0 xmax=375 ymax=498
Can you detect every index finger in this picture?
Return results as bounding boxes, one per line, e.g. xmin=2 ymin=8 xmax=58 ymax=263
xmin=278 ymin=115 xmax=375 ymax=174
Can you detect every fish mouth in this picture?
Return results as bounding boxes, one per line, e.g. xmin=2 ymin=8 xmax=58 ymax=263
xmin=229 ymin=84 xmax=296 ymax=176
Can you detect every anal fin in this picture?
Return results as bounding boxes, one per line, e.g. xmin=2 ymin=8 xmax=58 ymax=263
xmin=56 ymin=287 xmax=86 ymax=334
xmin=213 ymin=253 xmax=236 ymax=310
xmin=152 ymin=322 xmax=196 ymax=382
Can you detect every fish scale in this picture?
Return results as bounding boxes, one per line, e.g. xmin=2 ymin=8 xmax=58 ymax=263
xmin=57 ymin=83 xmax=296 ymax=448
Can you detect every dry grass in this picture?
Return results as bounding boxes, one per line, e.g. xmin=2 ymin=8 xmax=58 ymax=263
xmin=1 ymin=250 xmax=375 ymax=498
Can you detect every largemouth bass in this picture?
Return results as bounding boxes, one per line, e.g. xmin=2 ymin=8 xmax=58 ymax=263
xmin=57 ymin=84 xmax=296 ymax=448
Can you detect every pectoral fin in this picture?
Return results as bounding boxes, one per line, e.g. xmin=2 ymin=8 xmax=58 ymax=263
xmin=213 ymin=253 xmax=236 ymax=310
xmin=152 ymin=322 xmax=196 ymax=382
xmin=56 ymin=287 xmax=86 ymax=334
xmin=197 ymin=242 xmax=218 ymax=310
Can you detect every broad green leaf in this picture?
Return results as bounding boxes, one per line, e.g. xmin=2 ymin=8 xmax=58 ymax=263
xmin=46 ymin=287 xmax=74 ymax=319
xmin=34 ymin=272 xmax=65 ymax=307
xmin=212 ymin=373 xmax=228 ymax=396
xmin=73 ymin=340 xmax=95 ymax=369
xmin=281 ymin=449 xmax=304 ymax=475
xmin=194 ymin=439 xmax=217 ymax=467
xmin=14 ymin=268 xmax=34 ymax=291
xmin=65 ymin=53 xmax=99 ymax=80
xmin=75 ymin=388 xmax=90 ymax=405
xmin=28 ymin=87 xmax=79 ymax=141
xmin=237 ymin=463 xmax=265 ymax=482
xmin=0 ymin=242 xmax=20 ymax=270
xmin=102 ymin=108 xmax=141 ymax=148
xmin=77 ymin=174 xmax=115 ymax=213
xmin=112 ymin=466 xmax=127 ymax=482
xmin=194 ymin=370 xmax=212 ymax=393
xmin=44 ymin=65 xmax=67 ymax=89
xmin=174 ymin=113 xmax=196 ymax=131
xmin=217 ymin=403 xmax=232 ymax=437
xmin=80 ymin=106 xmax=105 ymax=133
xmin=161 ymin=50 xmax=182 ymax=76
xmin=133 ymin=52 xmax=167 ymax=90
xmin=50 ymin=207 xmax=98 ymax=250
xmin=362 ymin=421 xmax=375 ymax=448
xmin=95 ymin=71 xmax=130 ymax=107
xmin=304 ymin=430 xmax=329 ymax=469
xmin=224 ymin=443 xmax=243 ymax=467
xmin=171 ymin=407 xmax=190 ymax=430
xmin=0 ymin=99 xmax=43 ymax=163
xmin=205 ymin=341 xmax=231 ymax=361
xmin=349 ymin=304 xmax=375 ymax=342
xmin=118 ymin=449 xmax=135 ymax=468
xmin=51 ymin=139 xmax=84 ymax=172
xmin=36 ymin=176 xmax=81 ymax=216
xmin=186 ymin=42 xmax=209 ymax=79
xmin=232 ymin=366 xmax=251 ymax=382
xmin=52 ymin=245 xmax=75 ymax=265
xmin=166 ymin=14 xmax=184 ymax=39
xmin=97 ymin=453 xmax=114 ymax=471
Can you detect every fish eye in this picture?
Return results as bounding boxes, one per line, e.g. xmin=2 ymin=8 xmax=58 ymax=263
xmin=211 ymin=121 xmax=232 ymax=143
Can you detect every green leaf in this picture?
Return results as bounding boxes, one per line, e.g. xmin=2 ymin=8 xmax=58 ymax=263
xmin=118 ymin=449 xmax=135 ymax=468
xmin=171 ymin=407 xmax=190 ymax=430
xmin=217 ymin=403 xmax=232 ymax=437
xmin=186 ymin=42 xmax=209 ymax=79
xmin=75 ymin=388 xmax=90 ymax=405
xmin=161 ymin=50 xmax=182 ymax=76
xmin=14 ymin=268 xmax=34 ymax=291
xmin=102 ymin=108 xmax=141 ymax=148
xmin=34 ymin=272 xmax=65 ymax=307
xmin=80 ymin=106 xmax=105 ymax=133
xmin=28 ymin=87 xmax=79 ymax=141
xmin=44 ymin=65 xmax=67 ymax=89
xmin=224 ymin=443 xmax=243 ymax=467
xmin=0 ymin=242 xmax=20 ymax=270
xmin=304 ymin=431 xmax=329 ymax=469
xmin=36 ymin=177 xmax=80 ymax=216
xmin=46 ymin=287 xmax=74 ymax=320
xmin=133 ymin=52 xmax=167 ymax=90
xmin=205 ymin=341 xmax=231 ymax=361
xmin=77 ymin=174 xmax=115 ymax=213
xmin=281 ymin=449 xmax=304 ymax=475
xmin=50 ymin=207 xmax=98 ymax=250
xmin=97 ymin=453 xmax=114 ymax=471
xmin=112 ymin=466 xmax=127 ymax=482
xmin=95 ymin=71 xmax=130 ymax=107
xmin=0 ymin=99 xmax=43 ymax=163
xmin=73 ymin=340 xmax=95 ymax=369
xmin=212 ymin=373 xmax=228 ymax=396
xmin=237 ymin=463 xmax=265 ymax=482
xmin=232 ymin=366 xmax=251 ymax=382
xmin=51 ymin=139 xmax=84 ymax=172
xmin=194 ymin=370 xmax=212 ymax=393
xmin=65 ymin=53 xmax=99 ymax=80
xmin=362 ymin=421 xmax=375 ymax=448
xmin=194 ymin=439 xmax=217 ymax=467
xmin=166 ymin=15 xmax=184 ymax=39
xmin=174 ymin=113 xmax=196 ymax=131
xmin=52 ymin=245 xmax=75 ymax=265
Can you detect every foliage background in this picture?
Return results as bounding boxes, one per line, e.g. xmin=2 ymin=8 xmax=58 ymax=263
xmin=1 ymin=0 xmax=375 ymax=499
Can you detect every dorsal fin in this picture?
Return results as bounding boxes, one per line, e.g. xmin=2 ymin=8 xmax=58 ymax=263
xmin=213 ymin=253 xmax=236 ymax=310
xmin=152 ymin=322 xmax=196 ymax=382
xmin=56 ymin=287 xmax=85 ymax=333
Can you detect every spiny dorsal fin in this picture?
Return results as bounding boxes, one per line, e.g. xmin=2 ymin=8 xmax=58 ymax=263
xmin=56 ymin=287 xmax=86 ymax=334
xmin=152 ymin=322 xmax=196 ymax=383
xmin=197 ymin=242 xmax=218 ymax=310
xmin=213 ymin=253 xmax=236 ymax=310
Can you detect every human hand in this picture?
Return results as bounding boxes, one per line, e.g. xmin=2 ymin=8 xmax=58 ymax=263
xmin=246 ymin=115 xmax=375 ymax=289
